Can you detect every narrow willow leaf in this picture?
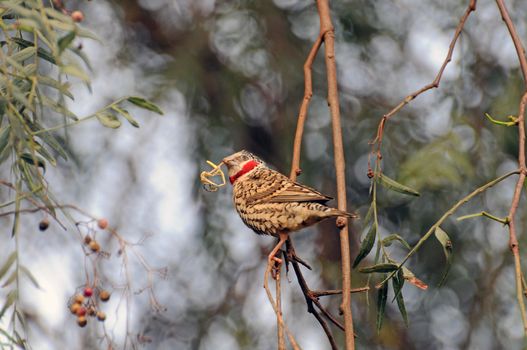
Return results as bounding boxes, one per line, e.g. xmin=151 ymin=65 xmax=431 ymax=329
xmin=0 ymin=126 xmax=11 ymax=159
xmin=35 ymin=142 xmax=57 ymax=167
xmin=11 ymin=47 xmax=36 ymax=62
xmin=19 ymin=266 xmax=40 ymax=289
xmin=0 ymin=252 xmax=17 ymax=279
xmin=68 ymin=46 xmax=92 ymax=71
xmin=0 ymin=328 xmax=17 ymax=344
xmin=37 ymin=76 xmax=73 ymax=99
xmin=40 ymin=95 xmax=78 ymax=120
xmin=376 ymin=274 xmax=388 ymax=332
xmin=61 ymin=65 xmax=90 ymax=82
xmin=2 ymin=271 xmax=17 ymax=287
xmin=392 ymin=269 xmax=408 ymax=326
xmin=382 ymin=233 xmax=411 ymax=250
xmin=363 ymin=202 xmax=374 ymax=225
xmin=22 ymin=63 xmax=37 ymax=76
xmin=434 ymin=226 xmax=453 ymax=286
xmin=96 ymin=113 xmax=121 ymax=129
xmin=359 ymin=263 xmax=399 ymax=274
xmin=378 ymin=173 xmax=420 ymax=196
xmin=20 ymin=153 xmax=46 ymax=171
xmin=11 ymin=38 xmax=56 ymax=65
xmin=127 ymin=96 xmax=164 ymax=115
xmin=58 ymin=31 xmax=76 ymax=53
xmin=28 ymin=121 xmax=68 ymax=160
xmin=112 ymin=106 xmax=139 ymax=127
xmin=0 ymin=290 xmax=17 ymax=319
xmin=352 ymin=222 xmax=376 ymax=268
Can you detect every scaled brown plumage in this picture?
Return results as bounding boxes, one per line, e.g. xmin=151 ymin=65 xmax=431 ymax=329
xmin=222 ymin=150 xmax=356 ymax=237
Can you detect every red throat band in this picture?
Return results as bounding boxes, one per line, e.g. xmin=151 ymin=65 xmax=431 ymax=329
xmin=229 ymin=160 xmax=259 ymax=184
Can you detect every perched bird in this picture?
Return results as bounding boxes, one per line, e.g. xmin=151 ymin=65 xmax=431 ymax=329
xmin=222 ymin=150 xmax=356 ymax=251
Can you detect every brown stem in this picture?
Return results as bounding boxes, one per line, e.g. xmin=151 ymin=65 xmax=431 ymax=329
xmin=494 ymin=0 xmax=527 ymax=336
xmin=290 ymin=34 xmax=324 ymax=180
xmin=312 ymin=287 xmax=370 ymax=297
xmin=276 ymin=267 xmax=286 ymax=350
xmin=315 ymin=0 xmax=355 ymax=348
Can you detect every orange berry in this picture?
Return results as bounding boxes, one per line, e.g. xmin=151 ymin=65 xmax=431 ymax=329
xmin=71 ymin=10 xmax=84 ymax=22
xmin=70 ymin=303 xmax=81 ymax=314
xmin=99 ymin=290 xmax=110 ymax=302
xmin=96 ymin=311 xmax=106 ymax=321
xmin=39 ymin=218 xmax=49 ymax=231
xmin=97 ymin=218 xmax=108 ymax=230
xmin=76 ymin=306 xmax=87 ymax=317
xmin=83 ymin=287 xmax=93 ymax=297
xmin=73 ymin=294 xmax=85 ymax=304
xmin=89 ymin=240 xmax=100 ymax=253
xmin=77 ymin=316 xmax=87 ymax=327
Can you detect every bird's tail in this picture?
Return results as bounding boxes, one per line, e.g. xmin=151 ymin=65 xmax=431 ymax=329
xmin=330 ymin=208 xmax=359 ymax=219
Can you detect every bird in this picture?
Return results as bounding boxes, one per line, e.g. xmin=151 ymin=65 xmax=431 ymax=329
xmin=222 ymin=150 xmax=356 ymax=263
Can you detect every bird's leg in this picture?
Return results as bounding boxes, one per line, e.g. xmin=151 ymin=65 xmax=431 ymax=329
xmin=268 ymin=232 xmax=288 ymax=279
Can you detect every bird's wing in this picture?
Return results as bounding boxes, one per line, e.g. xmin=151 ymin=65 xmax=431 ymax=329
xmin=265 ymin=181 xmax=332 ymax=203
xmin=268 ymin=182 xmax=333 ymax=203
xmin=245 ymin=168 xmax=332 ymax=204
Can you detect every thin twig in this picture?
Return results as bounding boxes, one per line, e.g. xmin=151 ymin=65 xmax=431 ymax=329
xmin=263 ymin=261 xmax=301 ymax=350
xmin=370 ymin=0 xmax=477 ymax=169
xmin=316 ymin=1 xmax=355 ymax=348
xmin=276 ymin=267 xmax=286 ymax=350
xmin=494 ymin=0 xmax=527 ymax=336
xmin=290 ymin=34 xmax=323 ymax=180
xmin=312 ymin=287 xmax=370 ymax=297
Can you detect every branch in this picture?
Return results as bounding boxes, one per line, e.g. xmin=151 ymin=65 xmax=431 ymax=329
xmin=315 ymin=1 xmax=355 ymax=348
xmin=494 ymin=0 xmax=527 ymax=336
xmin=371 ymin=0 xmax=477 ymax=168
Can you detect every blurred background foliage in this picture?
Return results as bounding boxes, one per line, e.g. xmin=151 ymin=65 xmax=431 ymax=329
xmin=2 ymin=0 xmax=527 ymax=349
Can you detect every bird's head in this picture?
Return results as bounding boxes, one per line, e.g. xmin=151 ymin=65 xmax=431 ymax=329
xmin=222 ymin=150 xmax=263 ymax=184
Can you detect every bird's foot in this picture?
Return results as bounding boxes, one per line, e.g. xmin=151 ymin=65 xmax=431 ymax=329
xmin=268 ymin=253 xmax=283 ymax=280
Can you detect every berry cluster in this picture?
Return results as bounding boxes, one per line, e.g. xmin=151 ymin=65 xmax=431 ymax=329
xmin=69 ymin=287 xmax=111 ymax=328
xmin=83 ymin=219 xmax=109 ymax=254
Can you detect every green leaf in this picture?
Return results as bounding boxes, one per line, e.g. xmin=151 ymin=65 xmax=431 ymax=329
xmin=0 ymin=290 xmax=17 ymax=319
xmin=61 ymin=65 xmax=90 ymax=82
xmin=11 ymin=46 xmax=36 ymax=62
xmin=35 ymin=141 xmax=57 ymax=166
xmin=434 ymin=226 xmax=453 ymax=286
xmin=359 ymin=263 xmax=399 ymax=274
xmin=392 ymin=269 xmax=408 ymax=326
xmin=378 ymin=173 xmax=420 ymax=196
xmin=2 ymin=271 xmax=17 ymax=287
xmin=96 ymin=113 xmax=121 ymax=129
xmin=19 ymin=266 xmax=40 ymax=289
xmin=0 ymin=125 xmax=11 ymax=160
xmin=37 ymin=76 xmax=73 ymax=99
xmin=127 ymin=96 xmax=164 ymax=115
xmin=11 ymin=38 xmax=56 ymax=65
xmin=0 ymin=252 xmax=17 ymax=280
xmin=382 ymin=234 xmax=411 ymax=250
xmin=58 ymin=31 xmax=76 ymax=53
xmin=376 ymin=274 xmax=388 ymax=332
xmin=363 ymin=203 xmax=374 ymax=225
xmin=112 ymin=105 xmax=139 ymax=127
xmin=20 ymin=153 xmax=46 ymax=171
xmin=352 ymin=222 xmax=376 ymax=268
